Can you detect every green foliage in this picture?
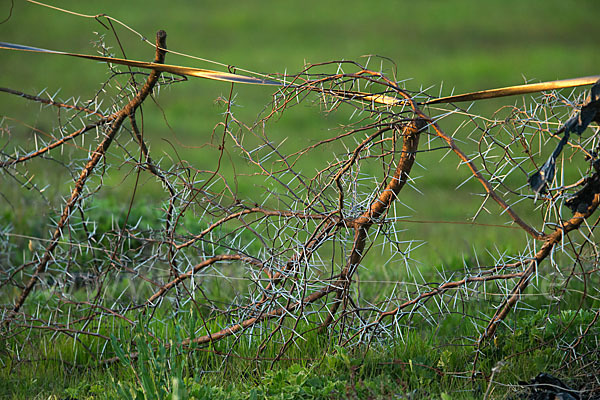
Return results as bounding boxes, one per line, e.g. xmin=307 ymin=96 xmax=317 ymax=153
xmin=107 ymin=320 xmax=345 ymax=400
xmin=2 ymin=302 xmax=598 ymax=399
xmin=109 ymin=321 xmax=188 ymax=400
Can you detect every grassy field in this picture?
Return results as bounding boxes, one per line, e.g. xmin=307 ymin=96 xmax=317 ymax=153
xmin=1 ymin=0 xmax=600 ymax=398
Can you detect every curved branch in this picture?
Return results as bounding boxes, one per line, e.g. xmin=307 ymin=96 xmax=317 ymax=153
xmin=321 ymin=118 xmax=426 ymax=328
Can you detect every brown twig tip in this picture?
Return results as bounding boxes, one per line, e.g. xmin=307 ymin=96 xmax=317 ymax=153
xmin=154 ymin=30 xmax=167 ymax=62
xmin=156 ymin=30 xmax=167 ymax=47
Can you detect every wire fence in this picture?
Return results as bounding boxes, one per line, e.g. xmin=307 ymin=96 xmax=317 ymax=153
xmin=1 ymin=16 xmax=599 ymax=398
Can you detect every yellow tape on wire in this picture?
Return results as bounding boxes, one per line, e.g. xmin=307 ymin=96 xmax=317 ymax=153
xmin=1 ymin=41 xmax=598 ymax=106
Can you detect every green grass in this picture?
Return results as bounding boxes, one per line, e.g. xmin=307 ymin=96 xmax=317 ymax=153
xmin=2 ymin=297 xmax=597 ymax=399
xmin=2 ymin=0 xmax=600 ymax=398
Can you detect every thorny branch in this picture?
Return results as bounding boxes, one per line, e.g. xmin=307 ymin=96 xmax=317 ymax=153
xmin=2 ymin=30 xmax=168 ymax=327
xmin=1 ymin=38 xmax=599 ymax=389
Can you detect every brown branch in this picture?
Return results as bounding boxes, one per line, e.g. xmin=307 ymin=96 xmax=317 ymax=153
xmin=0 ymin=118 xmax=111 ymax=167
xmin=340 ymin=272 xmax=526 ymax=347
xmin=0 ymin=87 xmax=108 ymax=117
xmin=2 ymin=30 xmax=168 ymax=328
xmin=421 ymin=113 xmax=546 ymax=240
xmin=320 ymin=118 xmax=426 ymax=328
xmin=12 ymin=322 xmax=111 ymax=341
xmin=354 ymin=121 xmax=424 ymax=226
xmin=356 ymin=71 xmax=545 ymax=240
xmin=480 ymin=182 xmax=600 ymax=341
xmin=146 ymin=254 xmax=263 ymax=305
xmin=101 ymin=280 xmax=339 ymax=365
xmin=175 ymin=207 xmax=343 ymax=250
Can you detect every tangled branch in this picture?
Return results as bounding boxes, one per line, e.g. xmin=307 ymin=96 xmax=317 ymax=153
xmin=1 ymin=28 xmax=599 ymax=391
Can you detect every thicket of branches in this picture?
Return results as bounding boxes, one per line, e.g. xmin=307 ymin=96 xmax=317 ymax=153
xmin=1 ymin=29 xmax=599 ymax=393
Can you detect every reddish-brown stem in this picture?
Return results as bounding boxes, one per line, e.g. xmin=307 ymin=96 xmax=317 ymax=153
xmin=320 ymin=118 xmax=425 ymax=328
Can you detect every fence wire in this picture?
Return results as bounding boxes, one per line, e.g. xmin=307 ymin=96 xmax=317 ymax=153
xmin=1 ymin=27 xmax=599 ymax=398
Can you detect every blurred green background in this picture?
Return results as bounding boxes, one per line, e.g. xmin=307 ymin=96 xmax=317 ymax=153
xmin=1 ymin=0 xmax=599 ymax=265
xmin=3 ymin=1 xmax=599 ymax=90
